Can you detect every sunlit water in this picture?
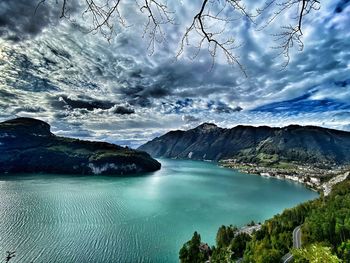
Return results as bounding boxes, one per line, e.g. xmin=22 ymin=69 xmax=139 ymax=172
xmin=0 ymin=159 xmax=318 ymax=262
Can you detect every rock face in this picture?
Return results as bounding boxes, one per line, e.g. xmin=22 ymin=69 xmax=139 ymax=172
xmin=0 ymin=118 xmax=161 ymax=175
xmin=138 ymin=123 xmax=350 ymax=166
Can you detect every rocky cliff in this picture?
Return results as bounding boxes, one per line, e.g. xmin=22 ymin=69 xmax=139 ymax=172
xmin=0 ymin=118 xmax=161 ymax=175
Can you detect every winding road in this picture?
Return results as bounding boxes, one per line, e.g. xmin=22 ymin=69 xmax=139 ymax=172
xmin=281 ymin=226 xmax=302 ymax=263
xmin=293 ymin=226 xmax=302 ymax=249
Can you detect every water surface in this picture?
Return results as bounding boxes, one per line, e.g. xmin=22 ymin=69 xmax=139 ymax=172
xmin=0 ymin=159 xmax=318 ymax=262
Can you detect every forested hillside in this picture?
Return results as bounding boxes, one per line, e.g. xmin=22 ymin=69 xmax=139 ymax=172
xmin=179 ymin=179 xmax=350 ymax=262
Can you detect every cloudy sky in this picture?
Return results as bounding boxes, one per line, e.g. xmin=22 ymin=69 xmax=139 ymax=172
xmin=0 ymin=0 xmax=350 ymax=148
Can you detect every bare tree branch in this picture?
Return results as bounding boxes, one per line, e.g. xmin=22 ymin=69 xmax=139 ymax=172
xmin=60 ymin=0 xmax=67 ymax=18
xmin=35 ymin=0 xmax=321 ymax=73
xmin=139 ymin=0 xmax=175 ymax=54
xmin=5 ymin=251 xmax=16 ymax=263
xmin=258 ymin=0 xmax=320 ymax=68
xmin=177 ymin=0 xmax=251 ymax=75
xmin=34 ymin=0 xmax=46 ymax=15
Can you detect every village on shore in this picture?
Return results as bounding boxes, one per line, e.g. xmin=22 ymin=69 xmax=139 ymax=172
xmin=220 ymin=159 xmax=350 ymax=195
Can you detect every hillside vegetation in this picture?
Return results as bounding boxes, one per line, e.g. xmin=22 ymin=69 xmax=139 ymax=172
xmin=180 ymin=179 xmax=350 ymax=262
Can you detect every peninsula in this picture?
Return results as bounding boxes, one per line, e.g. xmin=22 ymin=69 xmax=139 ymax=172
xmin=0 ymin=118 xmax=161 ymax=175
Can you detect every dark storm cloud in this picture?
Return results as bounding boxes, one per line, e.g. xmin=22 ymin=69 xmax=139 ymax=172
xmin=210 ymin=102 xmax=243 ymax=114
xmin=120 ymin=85 xmax=172 ymax=107
xmin=334 ymin=0 xmax=350 ymax=13
xmin=51 ymin=95 xmax=114 ymax=111
xmin=48 ymin=45 xmax=72 ymax=60
xmin=0 ymin=0 xmax=78 ymax=41
xmin=111 ymin=106 xmax=135 ymax=115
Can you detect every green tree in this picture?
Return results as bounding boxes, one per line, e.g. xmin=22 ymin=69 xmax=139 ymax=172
xmin=216 ymin=225 xmax=237 ymax=248
xmin=230 ymin=232 xmax=251 ymax=259
xmin=179 ymin=231 xmax=206 ymax=263
xmin=293 ymin=244 xmax=341 ymax=263
xmin=243 ymin=238 xmax=281 ymax=263
xmin=338 ymin=240 xmax=350 ymax=262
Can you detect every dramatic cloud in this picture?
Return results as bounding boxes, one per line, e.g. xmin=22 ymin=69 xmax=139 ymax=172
xmin=0 ymin=0 xmax=349 ymax=147
xmin=0 ymin=0 xmax=76 ymax=41
xmin=51 ymin=95 xmax=115 ymax=111
xmin=110 ymin=105 xmax=135 ymax=115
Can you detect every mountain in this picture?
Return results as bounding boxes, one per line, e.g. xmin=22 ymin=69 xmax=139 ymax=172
xmin=0 ymin=118 xmax=160 ymax=175
xmin=138 ymin=123 xmax=350 ymax=166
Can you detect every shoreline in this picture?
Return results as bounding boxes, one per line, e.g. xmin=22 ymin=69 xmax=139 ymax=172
xmin=219 ymin=159 xmax=350 ymax=195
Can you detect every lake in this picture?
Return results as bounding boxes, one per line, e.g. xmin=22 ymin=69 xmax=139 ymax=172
xmin=0 ymin=159 xmax=318 ymax=262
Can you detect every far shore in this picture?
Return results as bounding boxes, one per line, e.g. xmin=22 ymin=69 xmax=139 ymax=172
xmin=219 ymin=159 xmax=350 ymax=195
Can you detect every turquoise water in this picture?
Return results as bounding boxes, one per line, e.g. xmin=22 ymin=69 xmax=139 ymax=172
xmin=0 ymin=159 xmax=318 ymax=263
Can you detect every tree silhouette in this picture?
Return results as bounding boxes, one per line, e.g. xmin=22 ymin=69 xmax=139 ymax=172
xmin=36 ymin=0 xmax=321 ymax=73
xmin=5 ymin=251 xmax=15 ymax=263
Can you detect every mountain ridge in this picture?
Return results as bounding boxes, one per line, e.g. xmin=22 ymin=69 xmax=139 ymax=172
xmin=138 ymin=123 xmax=350 ymax=166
